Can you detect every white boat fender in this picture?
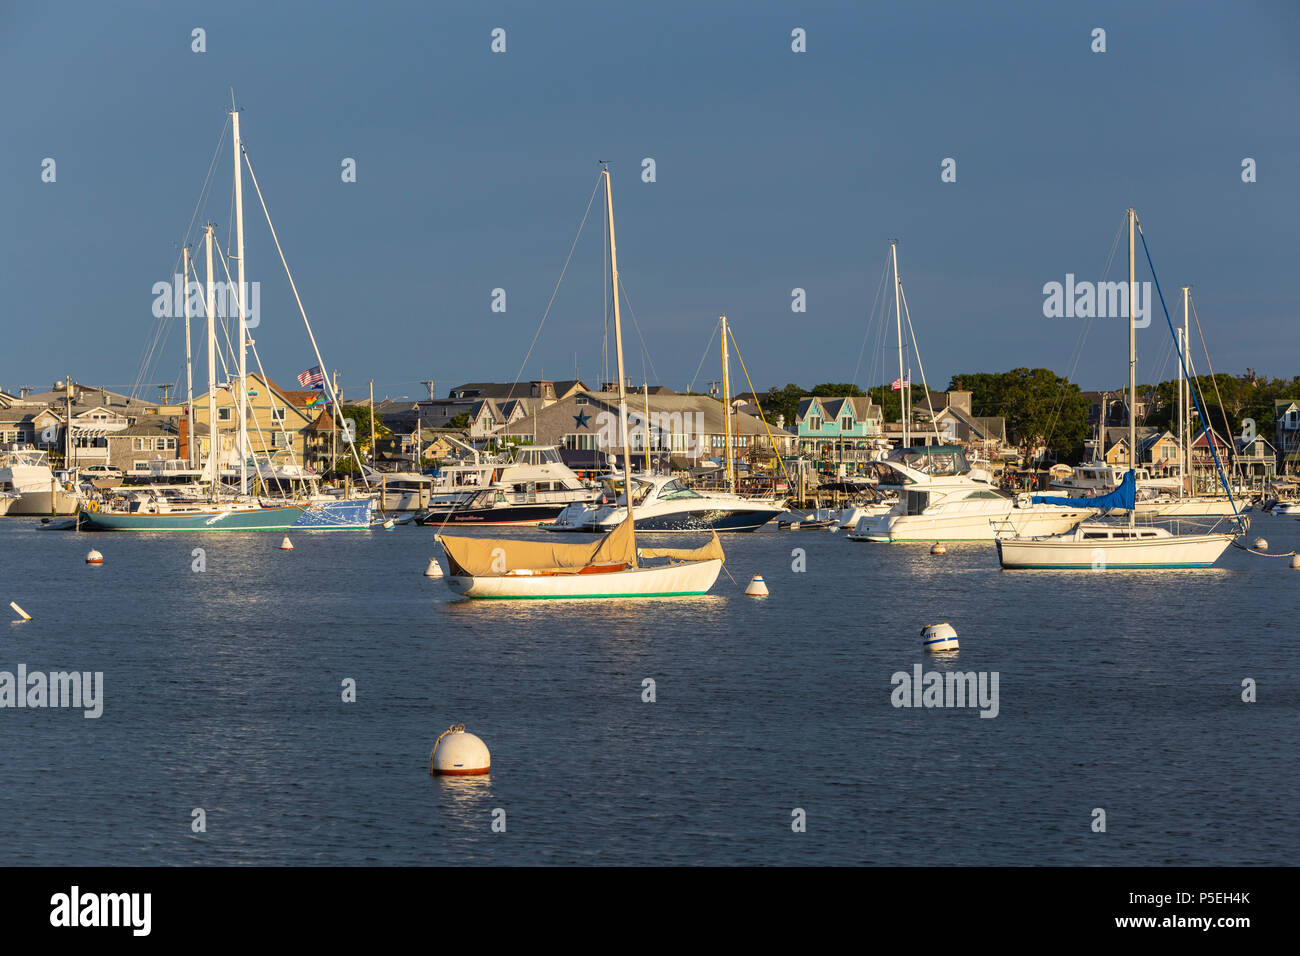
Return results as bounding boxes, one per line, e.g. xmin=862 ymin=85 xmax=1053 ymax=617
xmin=745 ymin=574 xmax=769 ymax=597
xmin=429 ymin=724 xmax=490 ymax=776
xmin=424 ymin=557 xmax=444 ymax=578
xmin=1291 ymin=555 xmax=1300 ymax=569
xmin=85 ymin=549 xmax=104 ymax=566
xmin=922 ymin=622 xmax=959 ymax=652
xmin=383 ymin=519 xmax=395 ymax=530
xmin=280 ymin=536 xmax=294 ymax=551
xmin=1252 ymin=537 xmax=1268 ymax=552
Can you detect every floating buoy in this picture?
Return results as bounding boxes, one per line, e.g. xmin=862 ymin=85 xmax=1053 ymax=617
xmin=279 ymin=536 xmax=294 ymax=551
xmin=930 ymin=542 xmax=947 ymax=555
xmin=922 ymin=622 xmax=959 ymax=652
xmin=383 ymin=519 xmax=395 ymax=530
xmin=429 ymin=724 xmax=490 ymax=776
xmin=85 ymin=549 xmax=103 ymax=565
xmin=10 ymin=601 xmax=32 ymax=621
xmin=1291 ymin=555 xmax=1300 ymax=569
xmin=828 ymin=521 xmax=841 ymax=534
xmin=1252 ymin=537 xmax=1268 ymax=552
xmin=424 ymin=557 xmax=444 ymax=578
xmin=745 ymin=574 xmax=769 ymax=597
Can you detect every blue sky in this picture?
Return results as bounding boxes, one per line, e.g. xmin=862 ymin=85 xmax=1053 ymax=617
xmin=3 ymin=0 xmax=1297 ymax=404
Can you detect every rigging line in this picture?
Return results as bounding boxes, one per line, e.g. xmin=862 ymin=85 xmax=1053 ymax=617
xmin=1136 ymin=220 xmax=1239 ymax=517
xmin=616 ymin=277 xmax=661 ymax=385
xmin=898 ymin=285 xmax=942 ymax=443
xmin=213 ymin=246 xmax=301 ymax=472
xmin=1039 ymin=215 xmax=1125 ymax=458
xmin=726 ymin=326 xmax=794 ymax=489
xmin=1189 ymin=295 xmax=1242 ymax=478
xmin=130 ymin=119 xmax=231 ymax=402
xmin=504 ymin=172 xmax=604 ymax=404
xmin=852 ymin=255 xmax=892 ymax=386
xmin=240 ymin=145 xmax=370 ymax=488
xmin=686 ymin=317 xmax=720 ymax=394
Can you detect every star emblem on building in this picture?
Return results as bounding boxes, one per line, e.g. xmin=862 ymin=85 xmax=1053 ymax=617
xmin=574 ymin=409 xmax=591 ymax=429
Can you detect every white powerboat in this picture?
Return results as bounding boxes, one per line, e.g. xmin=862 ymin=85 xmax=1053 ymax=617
xmin=544 ymin=473 xmax=785 ymax=533
xmin=846 ymin=445 xmax=1092 ymax=542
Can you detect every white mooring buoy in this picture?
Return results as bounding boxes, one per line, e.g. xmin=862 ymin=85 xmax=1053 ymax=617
xmin=930 ymin=542 xmax=947 ymax=555
xmin=745 ymin=574 xmax=769 ymax=597
xmin=922 ymin=622 xmax=959 ymax=653
xmin=1252 ymin=537 xmax=1268 ymax=552
xmin=424 ymin=557 xmax=444 ymax=578
xmin=10 ymin=601 xmax=32 ymax=622
xmin=429 ymin=724 xmax=490 ymax=776
xmin=85 ymin=549 xmax=104 ymax=565
xmin=280 ymin=536 xmax=294 ymax=551
xmin=1291 ymin=555 xmax=1300 ymax=569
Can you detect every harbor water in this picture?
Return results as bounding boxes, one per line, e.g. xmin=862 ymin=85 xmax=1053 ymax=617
xmin=1 ymin=516 xmax=1296 ymax=865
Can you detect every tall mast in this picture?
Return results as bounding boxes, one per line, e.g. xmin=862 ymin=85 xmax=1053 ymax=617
xmin=1179 ymin=286 xmax=1189 ymax=497
xmin=183 ymin=246 xmax=196 ymax=467
xmin=643 ymin=381 xmax=651 ymax=472
xmin=1182 ymin=286 xmax=1191 ymax=496
xmin=231 ymin=107 xmax=249 ymax=495
xmin=892 ymin=240 xmax=908 ymax=447
xmin=602 ymin=165 xmax=636 ymax=556
xmin=369 ymin=379 xmax=376 ymax=470
xmin=205 ymin=224 xmax=219 ymax=503
xmin=720 ymin=315 xmax=734 ymax=493
xmin=1127 ymin=208 xmax=1137 ymax=528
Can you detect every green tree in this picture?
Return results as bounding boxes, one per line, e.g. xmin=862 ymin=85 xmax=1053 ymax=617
xmin=448 ymin=412 xmax=470 ymax=429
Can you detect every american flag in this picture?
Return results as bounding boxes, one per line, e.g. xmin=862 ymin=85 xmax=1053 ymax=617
xmin=891 ymin=376 xmax=910 ymax=390
xmin=297 ymin=365 xmax=325 ymax=389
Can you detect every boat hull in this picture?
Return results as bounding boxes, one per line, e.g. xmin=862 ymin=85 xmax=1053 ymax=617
xmin=416 ymin=503 xmax=570 ymax=527
xmin=996 ymin=533 xmax=1234 ymax=569
xmin=548 ymin=507 xmax=783 ymax=534
xmin=8 ymin=490 xmax=81 ymax=516
xmin=83 ymin=503 xmax=309 ymax=531
xmin=849 ymin=507 xmax=1090 ymax=543
xmin=291 ymin=498 xmax=374 ymax=530
xmin=446 ymin=558 xmax=723 ymax=599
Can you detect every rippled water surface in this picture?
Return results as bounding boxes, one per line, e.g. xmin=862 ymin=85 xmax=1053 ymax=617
xmin=1 ymin=514 xmax=1296 ymax=865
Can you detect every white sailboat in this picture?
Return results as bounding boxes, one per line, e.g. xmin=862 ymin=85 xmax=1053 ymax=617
xmin=995 ymin=208 xmax=1241 ymax=570
xmin=435 ymin=166 xmax=724 ymax=598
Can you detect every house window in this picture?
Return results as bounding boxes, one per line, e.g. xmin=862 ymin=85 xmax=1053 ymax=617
xmin=218 ymin=407 xmax=233 ymax=422
xmin=841 ymin=416 xmax=853 ymax=431
xmin=808 ymin=415 xmax=822 ymax=431
xmin=576 ymin=397 xmax=589 ymax=405
xmin=272 ymin=432 xmax=289 ymax=449
xmin=271 ymin=407 xmax=286 ymax=422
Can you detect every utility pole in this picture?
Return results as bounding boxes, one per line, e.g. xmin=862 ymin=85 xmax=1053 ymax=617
xmin=420 ymin=380 xmax=436 ymax=402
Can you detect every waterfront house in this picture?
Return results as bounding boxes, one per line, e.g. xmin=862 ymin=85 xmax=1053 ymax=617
xmin=1275 ymin=400 xmax=1300 ymax=475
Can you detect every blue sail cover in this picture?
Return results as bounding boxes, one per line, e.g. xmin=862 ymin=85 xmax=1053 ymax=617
xmin=1031 ymin=468 xmax=1136 ymax=511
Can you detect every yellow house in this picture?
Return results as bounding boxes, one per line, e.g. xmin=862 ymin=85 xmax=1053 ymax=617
xmin=182 ymin=374 xmax=319 ymax=468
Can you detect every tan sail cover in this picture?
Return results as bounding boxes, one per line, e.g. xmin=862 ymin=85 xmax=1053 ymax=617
xmin=438 ymin=516 xmax=636 ymax=576
xmin=638 ymin=532 xmax=725 ymax=565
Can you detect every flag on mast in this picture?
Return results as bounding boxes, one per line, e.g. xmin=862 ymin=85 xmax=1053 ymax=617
xmin=298 ymin=366 xmax=325 ymax=389
xmin=890 ymin=376 xmax=910 ymax=390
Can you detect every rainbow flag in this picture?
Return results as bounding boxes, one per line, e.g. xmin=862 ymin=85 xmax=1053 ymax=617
xmin=306 ymin=393 xmax=327 ymax=408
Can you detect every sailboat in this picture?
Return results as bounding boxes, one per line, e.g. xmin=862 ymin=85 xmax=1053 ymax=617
xmin=84 ymin=109 xmax=311 ymax=531
xmin=994 ymin=208 xmax=1242 ymax=569
xmin=848 ymin=241 xmax=1094 ymax=542
xmin=435 ymin=166 xmax=725 ymax=598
